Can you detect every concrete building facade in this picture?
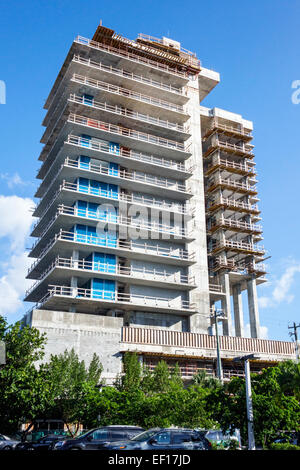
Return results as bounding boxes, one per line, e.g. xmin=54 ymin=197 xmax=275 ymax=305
xmin=24 ymin=26 xmax=296 ymax=382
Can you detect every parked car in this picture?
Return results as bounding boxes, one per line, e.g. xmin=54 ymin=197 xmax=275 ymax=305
xmin=100 ymin=428 xmax=212 ymax=450
xmin=205 ymin=429 xmax=241 ymax=449
xmin=15 ymin=434 xmax=69 ymax=451
xmin=0 ymin=434 xmax=20 ymax=450
xmin=53 ymin=426 xmax=145 ymax=450
xmin=273 ymin=432 xmax=300 ymax=446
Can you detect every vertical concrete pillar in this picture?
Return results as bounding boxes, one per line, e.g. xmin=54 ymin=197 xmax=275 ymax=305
xmin=233 ymin=283 xmax=244 ymax=337
xmin=220 ymin=273 xmax=233 ymax=336
xmin=247 ymin=277 xmax=260 ymax=338
xmin=186 ymin=75 xmax=210 ymax=334
xmin=72 ymin=249 xmax=79 ymax=269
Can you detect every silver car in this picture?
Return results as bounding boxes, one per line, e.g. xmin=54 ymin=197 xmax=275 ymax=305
xmin=0 ymin=434 xmax=20 ymax=450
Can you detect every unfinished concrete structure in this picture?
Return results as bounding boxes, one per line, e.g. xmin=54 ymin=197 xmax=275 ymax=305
xmin=24 ymin=26 xmax=295 ymax=382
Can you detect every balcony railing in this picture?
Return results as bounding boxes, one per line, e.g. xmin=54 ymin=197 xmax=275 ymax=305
xmin=72 ymin=55 xmax=185 ymax=98
xmin=36 ymin=179 xmax=191 ymax=222
xmin=121 ymin=327 xmax=295 ymax=357
xmin=205 ymin=156 xmax=256 ymax=177
xmin=208 ymin=217 xmax=262 ymax=234
xmin=37 ymin=284 xmax=195 ymax=312
xmin=26 ymin=256 xmax=195 ymax=297
xmin=207 ymin=196 xmax=260 ymax=214
xmin=33 ymin=204 xmax=191 ymax=241
xmin=207 ymin=176 xmax=257 ymax=195
xmin=71 ymin=72 xmax=186 ymax=116
xmin=68 ymin=92 xmax=189 ymax=134
xmin=28 ymin=229 xmax=195 ymax=274
xmin=210 ymin=240 xmax=265 ymax=256
xmin=66 ymin=114 xmax=189 ymax=153
xmin=75 ymin=36 xmax=190 ymax=78
xmin=203 ymin=139 xmax=254 ymax=158
xmin=212 ymin=257 xmax=266 ymax=275
xmin=203 ymin=120 xmax=253 ymax=140
xmin=64 ymin=156 xmax=189 ymax=193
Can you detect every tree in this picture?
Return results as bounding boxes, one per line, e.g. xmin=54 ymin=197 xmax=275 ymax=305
xmin=41 ymin=349 xmax=103 ymax=436
xmin=0 ymin=316 xmax=47 ymax=435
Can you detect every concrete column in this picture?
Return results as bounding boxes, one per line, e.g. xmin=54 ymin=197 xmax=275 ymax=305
xmin=72 ymin=249 xmax=79 ymax=269
xmin=186 ymin=75 xmax=210 ymax=333
xmin=233 ymin=283 xmax=244 ymax=337
xmin=247 ymin=277 xmax=260 ymax=338
xmin=220 ymin=273 xmax=233 ymax=336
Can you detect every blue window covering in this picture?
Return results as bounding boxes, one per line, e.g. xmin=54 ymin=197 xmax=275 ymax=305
xmin=78 ymin=177 xmax=89 ymax=193
xmin=92 ymin=278 xmax=116 ymax=300
xmin=88 ymin=202 xmax=98 ymax=219
xmin=109 ymin=183 xmax=119 ymax=199
xmin=93 ymin=252 xmax=116 ymax=273
xmin=83 ymin=94 xmax=94 ymax=106
xmin=109 ymin=162 xmax=119 ymax=176
xmin=109 ymin=142 xmax=120 ymax=155
xmin=80 ymin=134 xmax=91 ymax=148
xmin=78 ymin=155 xmax=90 ymax=170
xmin=76 ymin=200 xmax=87 ymax=217
xmin=73 ymin=224 xmax=118 ymax=248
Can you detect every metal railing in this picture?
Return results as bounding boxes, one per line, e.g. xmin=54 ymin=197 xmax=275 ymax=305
xmin=71 ymin=71 xmax=186 ymax=115
xmin=36 ymin=179 xmax=190 ymax=221
xmin=75 ymin=36 xmax=190 ymax=78
xmin=209 ymin=217 xmax=262 ymax=233
xmin=72 ymin=55 xmax=185 ymax=97
xmin=206 ymin=156 xmax=256 ymax=176
xmin=33 ymin=203 xmax=191 ymax=241
xmin=26 ymin=256 xmax=195 ymax=296
xmin=28 ymin=229 xmax=195 ymax=274
xmin=212 ymin=257 xmax=266 ymax=275
xmin=41 ymin=284 xmax=195 ymax=310
xmin=210 ymin=239 xmax=265 ymax=255
xmin=203 ymin=138 xmax=254 ymax=157
xmin=207 ymin=176 xmax=257 ymax=194
xmin=207 ymin=196 xmax=260 ymax=214
xmin=66 ymin=114 xmax=189 ymax=153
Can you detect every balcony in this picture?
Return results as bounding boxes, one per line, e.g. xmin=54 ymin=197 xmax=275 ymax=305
xmin=31 ymin=203 xmax=193 ymax=242
xmin=28 ymin=229 xmax=196 ymax=276
xmin=203 ymin=119 xmax=253 ymax=142
xmin=208 ymin=217 xmax=262 ymax=235
xmin=205 ymin=156 xmax=256 ymax=178
xmin=121 ymin=327 xmax=296 ymax=360
xmin=207 ymin=196 xmax=260 ymax=215
xmin=35 ymin=178 xmax=192 ymax=222
xmin=74 ymin=36 xmax=191 ymax=82
xmin=25 ymin=256 xmax=196 ymax=301
xmin=203 ymin=139 xmax=254 ymax=159
xmin=31 ymin=285 xmax=196 ymax=316
xmin=212 ymin=257 xmax=267 ymax=277
xmin=70 ymin=73 xmax=188 ymax=118
xmin=210 ymin=240 xmax=265 ymax=257
xmin=206 ymin=176 xmax=257 ymax=196
xmin=71 ymin=55 xmax=188 ymax=106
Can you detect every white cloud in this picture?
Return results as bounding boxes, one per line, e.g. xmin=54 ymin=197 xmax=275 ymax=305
xmin=0 ymin=195 xmax=34 ymax=316
xmin=244 ymin=323 xmax=269 ymax=339
xmin=0 ymin=172 xmax=32 ymax=189
xmin=258 ymin=261 xmax=300 ymax=309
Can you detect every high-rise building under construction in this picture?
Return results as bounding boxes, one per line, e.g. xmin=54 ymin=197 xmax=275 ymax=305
xmin=23 ymin=25 xmax=296 ymax=382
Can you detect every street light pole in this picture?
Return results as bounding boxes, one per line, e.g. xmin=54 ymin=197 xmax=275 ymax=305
xmin=244 ymin=358 xmax=255 ymax=450
xmin=234 ymin=353 xmax=258 ymax=450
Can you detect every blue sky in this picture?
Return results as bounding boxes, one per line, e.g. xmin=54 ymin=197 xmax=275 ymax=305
xmin=0 ymin=0 xmax=299 ymax=341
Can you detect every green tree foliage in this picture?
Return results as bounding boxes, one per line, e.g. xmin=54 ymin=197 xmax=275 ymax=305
xmin=41 ymin=349 xmax=103 ymax=436
xmin=0 ymin=316 xmax=47 ymax=434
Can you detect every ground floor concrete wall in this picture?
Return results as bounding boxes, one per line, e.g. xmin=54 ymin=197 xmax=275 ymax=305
xmin=27 ymin=309 xmax=124 ymax=383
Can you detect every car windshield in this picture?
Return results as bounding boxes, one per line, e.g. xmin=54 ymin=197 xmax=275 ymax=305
xmin=130 ymin=430 xmax=158 ymax=442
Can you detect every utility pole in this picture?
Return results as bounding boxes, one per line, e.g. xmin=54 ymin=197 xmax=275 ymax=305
xmin=288 ymin=322 xmax=300 ymax=363
xmin=211 ymin=308 xmax=225 ymax=382
xmin=234 ymin=353 xmax=258 ymax=450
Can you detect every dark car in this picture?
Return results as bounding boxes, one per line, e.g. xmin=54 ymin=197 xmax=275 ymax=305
xmin=53 ymin=426 xmax=145 ymax=450
xmin=100 ymin=428 xmax=212 ymax=451
xmin=16 ymin=434 xmax=69 ymax=451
